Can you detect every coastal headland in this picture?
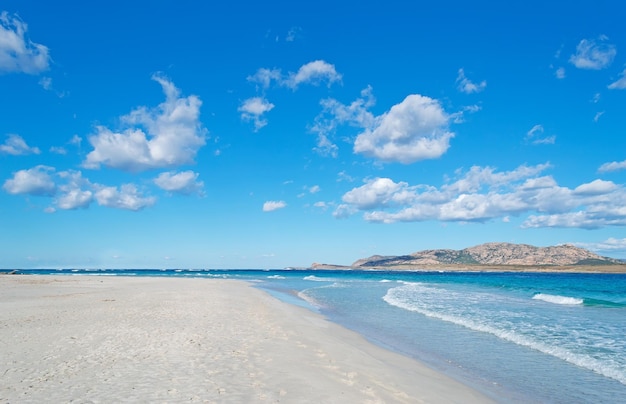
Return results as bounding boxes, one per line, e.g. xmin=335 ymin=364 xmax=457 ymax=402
xmin=310 ymin=242 xmax=626 ymax=273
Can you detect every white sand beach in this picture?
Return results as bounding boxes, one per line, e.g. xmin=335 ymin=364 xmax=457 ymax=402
xmin=0 ymin=275 xmax=492 ymax=403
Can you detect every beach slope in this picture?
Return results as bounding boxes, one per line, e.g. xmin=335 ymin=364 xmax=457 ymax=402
xmin=0 ymin=275 xmax=490 ymax=403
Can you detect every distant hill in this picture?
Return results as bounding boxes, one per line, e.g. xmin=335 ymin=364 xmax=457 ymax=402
xmin=348 ymin=243 xmax=621 ymax=268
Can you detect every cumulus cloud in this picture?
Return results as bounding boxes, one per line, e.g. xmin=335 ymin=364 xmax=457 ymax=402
xmin=342 ymin=178 xmax=415 ymax=210
xmin=263 ymin=200 xmax=287 ymax=212
xmin=573 ymin=179 xmax=617 ymax=195
xmin=525 ymin=125 xmax=556 ymax=145
xmin=608 ymin=68 xmax=626 ymax=90
xmin=0 ymin=134 xmax=40 ymax=155
xmin=284 ymin=60 xmax=342 ymax=89
xmin=55 ymin=188 xmax=92 ymax=210
xmin=247 ymin=60 xmax=342 ymax=90
xmin=334 ymin=163 xmax=626 ymax=229
xmin=569 ymin=36 xmax=616 ymax=70
xmin=238 ymin=96 xmax=275 ymax=131
xmin=94 ymin=184 xmax=155 ymax=211
xmin=598 ymin=160 xmax=626 ymax=173
xmin=83 ymin=74 xmax=206 ymax=171
xmin=54 ymin=171 xmax=93 ymax=210
xmin=0 ymin=11 xmax=50 ymax=74
xmin=354 ymin=94 xmax=454 ymax=163
xmin=311 ymin=89 xmax=456 ymax=163
xmin=456 ymin=68 xmax=486 ymax=93
xmin=154 ymin=170 xmax=204 ymax=195
xmin=3 ymin=166 xmax=158 ymax=211
xmin=3 ymin=165 xmax=56 ymax=196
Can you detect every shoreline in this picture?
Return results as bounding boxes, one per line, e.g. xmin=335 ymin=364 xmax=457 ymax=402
xmin=5 ymin=263 xmax=626 ymax=275
xmin=307 ymin=263 xmax=626 ymax=273
xmin=0 ymin=275 xmax=492 ymax=403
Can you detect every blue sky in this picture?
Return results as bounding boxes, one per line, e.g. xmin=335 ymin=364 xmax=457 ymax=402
xmin=2 ymin=0 xmax=626 ymax=269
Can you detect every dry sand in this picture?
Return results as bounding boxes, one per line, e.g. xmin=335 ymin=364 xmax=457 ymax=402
xmin=0 ymin=275 xmax=492 ymax=403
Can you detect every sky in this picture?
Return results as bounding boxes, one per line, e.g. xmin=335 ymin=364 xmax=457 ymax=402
xmin=1 ymin=0 xmax=626 ymax=269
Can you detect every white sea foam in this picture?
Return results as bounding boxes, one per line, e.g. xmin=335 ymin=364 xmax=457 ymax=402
xmin=532 ymin=293 xmax=583 ymax=305
xmin=267 ymin=275 xmax=285 ymax=279
xmin=383 ymin=283 xmax=626 ymax=385
xmin=297 ymin=290 xmax=326 ymax=309
xmin=303 ymin=275 xmax=335 ymax=282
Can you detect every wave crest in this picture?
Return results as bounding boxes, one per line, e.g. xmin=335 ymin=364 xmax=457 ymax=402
xmin=533 ymin=293 xmax=583 ymax=305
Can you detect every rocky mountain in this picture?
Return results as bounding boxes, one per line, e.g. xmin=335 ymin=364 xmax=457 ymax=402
xmin=351 ymin=242 xmax=621 ymax=268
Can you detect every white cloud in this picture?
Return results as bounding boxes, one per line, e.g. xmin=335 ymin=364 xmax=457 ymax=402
xmin=49 ymin=146 xmax=66 ymax=155
xmin=332 ymin=203 xmax=357 ymax=219
xmin=54 ymin=170 xmax=93 ymax=210
xmin=247 ymin=68 xmax=282 ymax=90
xmin=154 ymin=170 xmax=204 ymax=195
xmin=525 ymin=124 xmax=556 ymax=145
xmin=576 ymin=238 xmax=626 ymax=254
xmin=39 ymin=76 xmax=52 ymax=90
xmin=309 ymin=185 xmax=321 ymax=194
xmin=342 ymin=178 xmax=416 ymax=209
xmin=310 ymin=86 xmax=376 ymax=157
xmin=38 ymin=76 xmax=66 ymax=98
xmin=598 ymin=160 xmax=626 ymax=173
xmin=286 ymin=26 xmax=302 ymax=42
xmin=335 ymin=163 xmax=626 ymax=229
xmin=608 ymin=68 xmax=626 ymax=90
xmin=0 ymin=11 xmax=49 ymax=74
xmin=573 ymin=179 xmax=617 ymax=195
xmin=354 ymin=94 xmax=454 ymax=163
xmin=95 ymin=184 xmax=155 ymax=211
xmin=569 ymin=36 xmax=616 ymax=70
xmin=527 ymin=124 xmax=543 ymax=137
xmin=522 ymin=209 xmax=626 ymax=229
xmin=456 ymin=68 xmax=486 ymax=93
xmin=69 ymin=134 xmax=82 ymax=146
xmin=284 ymin=60 xmax=342 ymax=89
xmin=238 ymin=96 xmax=274 ymax=131
xmin=312 ymin=89 xmax=456 ymax=163
xmin=591 ymin=93 xmax=601 ymax=103
xmin=56 ymin=187 xmax=92 ymax=210
xmin=594 ymin=111 xmax=605 ymax=122
xmin=83 ymin=74 xmax=206 ymax=171
xmin=49 ymin=135 xmax=82 ymax=156
xmin=3 ymin=166 xmax=160 ymax=211
xmin=313 ymin=201 xmax=328 ymax=210
xmin=555 ymin=67 xmax=566 ymax=79
xmin=337 ymin=171 xmax=355 ymax=183
xmin=531 ymin=136 xmax=556 ymax=145
xmin=450 ymin=104 xmax=482 ymax=124
xmin=3 ymin=165 xmax=55 ymax=196
xmin=247 ymin=60 xmax=342 ymax=90
xmin=263 ymin=200 xmax=287 ymax=212
xmin=0 ymin=134 xmax=40 ymax=155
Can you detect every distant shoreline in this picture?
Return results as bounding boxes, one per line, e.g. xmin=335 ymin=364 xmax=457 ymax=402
xmin=308 ymin=263 xmax=626 ymax=273
xmin=4 ymin=265 xmax=626 ymax=274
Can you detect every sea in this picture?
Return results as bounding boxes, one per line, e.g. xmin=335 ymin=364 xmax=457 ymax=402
xmin=15 ymin=268 xmax=626 ymax=403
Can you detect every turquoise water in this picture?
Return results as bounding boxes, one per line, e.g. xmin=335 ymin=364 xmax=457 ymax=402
xmin=18 ymin=269 xmax=626 ymax=402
